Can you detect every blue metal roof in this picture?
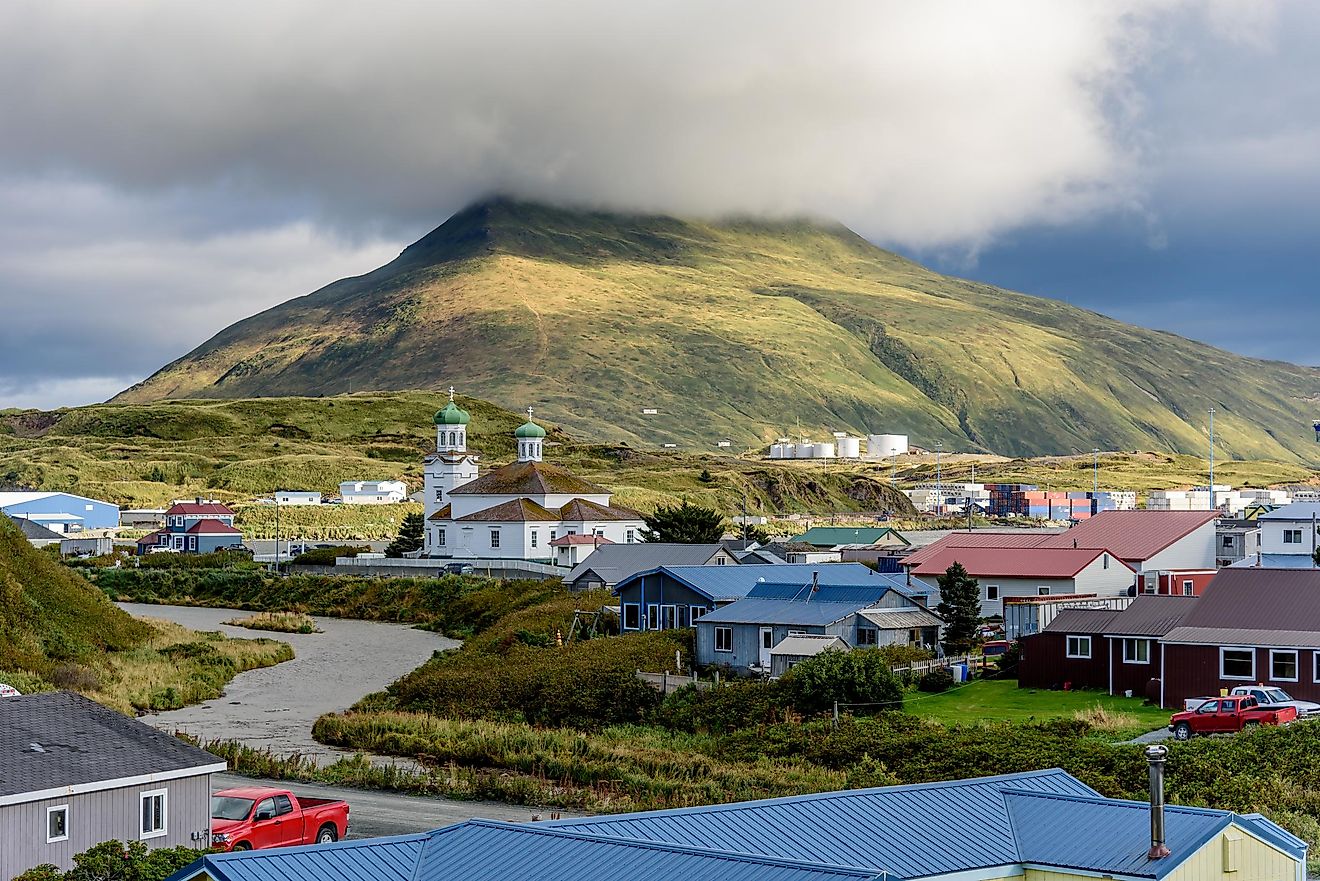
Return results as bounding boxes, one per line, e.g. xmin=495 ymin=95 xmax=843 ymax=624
xmin=1004 ymin=790 xmax=1305 ymax=879
xmin=416 ymin=820 xmax=890 ymax=881
xmin=619 ymin=563 xmax=887 ymax=602
xmin=550 ymin=769 xmax=1100 ymax=878
xmin=695 ymin=597 xmax=872 ymax=626
xmin=164 ymin=833 xmax=429 ymax=881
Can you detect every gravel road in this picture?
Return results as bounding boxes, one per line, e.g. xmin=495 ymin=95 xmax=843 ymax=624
xmin=120 ymin=602 xmax=455 ymax=761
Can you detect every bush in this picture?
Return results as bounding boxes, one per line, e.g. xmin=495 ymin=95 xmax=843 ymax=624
xmin=917 ymin=667 xmax=954 ymax=693
xmin=657 ymin=680 xmax=792 ymax=734
xmin=780 ymin=648 xmax=903 ymax=716
xmin=138 ymin=550 xmax=257 ymax=570
xmin=14 ymin=840 xmax=213 ymax=881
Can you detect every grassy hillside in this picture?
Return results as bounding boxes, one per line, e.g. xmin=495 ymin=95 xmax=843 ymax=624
xmin=116 ymin=199 xmax=1320 ymax=463
xmin=0 ymin=518 xmax=290 ymax=712
xmin=0 ymin=393 xmax=916 ymax=525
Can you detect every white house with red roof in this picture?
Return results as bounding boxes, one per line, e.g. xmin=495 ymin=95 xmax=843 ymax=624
xmin=135 ymin=499 xmax=242 ymax=555
xmin=422 ymin=394 xmax=645 ymax=563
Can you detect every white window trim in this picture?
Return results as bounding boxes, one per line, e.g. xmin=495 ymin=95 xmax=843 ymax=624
xmin=46 ymin=804 xmax=69 ymax=843
xmin=714 ymin=626 xmax=733 ymax=653
xmin=689 ymin=605 xmax=706 ymax=622
xmin=1219 ymin=646 xmax=1256 ymax=681
xmin=1314 ymin=650 xmax=1320 ymax=684
xmin=1037 ymin=586 xmax=1051 ymax=596
xmin=1122 ymin=638 xmax=1150 ymax=665
xmin=622 ymin=603 xmax=641 ymax=631
xmin=140 ymin=789 xmax=168 ymax=840
xmin=985 ymin=584 xmax=1000 ymax=601
xmin=1270 ymin=648 xmax=1299 ymax=683
xmin=1065 ymin=635 xmax=1092 ymax=659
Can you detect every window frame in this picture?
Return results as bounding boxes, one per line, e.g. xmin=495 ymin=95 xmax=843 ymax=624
xmin=1314 ymin=650 xmax=1320 ymax=684
xmin=530 ymin=530 xmax=538 ymax=549
xmin=1065 ymin=635 xmax=1092 ymax=659
xmin=1284 ymin=528 xmax=1304 ymax=544
xmin=714 ymin=626 xmax=733 ymax=653
xmin=1037 ymin=586 xmax=1051 ymax=596
xmin=622 ymin=603 xmax=641 ymax=631
xmin=626 ymin=529 xmax=635 ymax=543
xmin=1220 ymin=646 xmax=1256 ymax=681
xmin=647 ymin=604 xmax=659 ymax=631
xmin=46 ymin=804 xmax=69 ymax=844
xmin=985 ymin=584 xmax=1000 ymax=602
xmin=689 ymin=605 xmax=706 ymax=622
xmin=857 ymin=627 xmax=878 ymax=646
xmin=1122 ymin=638 xmax=1150 ymax=665
xmin=1181 ymin=579 xmax=1194 ymax=596
xmin=489 ymin=529 xmax=500 ymax=548
xmin=1270 ymin=648 xmax=1299 ymax=683
xmin=437 ymin=528 xmax=446 ymax=547
xmin=140 ymin=789 xmax=168 ymax=840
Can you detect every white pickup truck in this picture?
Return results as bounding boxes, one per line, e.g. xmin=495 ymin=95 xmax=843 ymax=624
xmin=1183 ymin=686 xmax=1320 ymax=717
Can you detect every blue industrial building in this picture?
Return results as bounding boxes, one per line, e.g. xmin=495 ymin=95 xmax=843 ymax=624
xmin=0 ymin=491 xmax=119 ymax=533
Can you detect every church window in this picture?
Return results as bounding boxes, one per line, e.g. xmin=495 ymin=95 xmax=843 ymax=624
xmin=626 ymin=529 xmax=635 ymax=543
xmin=435 ymin=489 xmax=443 ymax=501
xmin=437 ymin=529 xmax=446 ymax=546
xmin=490 ymin=529 xmax=500 ymax=548
xmin=530 ymin=531 xmax=538 ymax=548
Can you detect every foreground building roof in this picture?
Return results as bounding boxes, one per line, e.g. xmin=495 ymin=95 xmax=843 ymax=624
xmin=1036 ymin=511 xmax=1219 ymax=562
xmin=909 ymin=546 xmax=1130 ymax=579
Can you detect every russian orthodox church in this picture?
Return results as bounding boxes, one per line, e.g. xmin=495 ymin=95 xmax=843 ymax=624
xmin=422 ymin=390 xmax=646 ymax=562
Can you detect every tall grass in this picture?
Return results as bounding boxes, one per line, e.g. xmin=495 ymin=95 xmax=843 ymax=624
xmin=225 ymin=611 xmax=321 ymax=634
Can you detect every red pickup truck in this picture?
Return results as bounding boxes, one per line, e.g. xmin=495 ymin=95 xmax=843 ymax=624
xmin=210 ymin=786 xmax=350 ymax=851
xmin=1169 ymin=695 xmax=1297 ymax=741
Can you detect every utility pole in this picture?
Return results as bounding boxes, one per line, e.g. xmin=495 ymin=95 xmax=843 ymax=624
xmin=274 ymin=493 xmax=281 ymax=574
xmin=935 ymin=441 xmax=944 ymax=517
xmin=1093 ymin=448 xmax=1100 ymax=496
xmin=1208 ymin=407 xmax=1216 ymax=512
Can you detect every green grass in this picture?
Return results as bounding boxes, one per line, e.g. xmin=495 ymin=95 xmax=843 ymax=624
xmin=908 ymin=680 xmax=1169 ymax=739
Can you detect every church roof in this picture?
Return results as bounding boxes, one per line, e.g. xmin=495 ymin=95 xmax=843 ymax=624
xmin=515 ymin=419 xmax=547 ymax=439
xmin=559 ymin=498 xmax=643 ymax=522
xmin=455 ymin=498 xmax=561 ymax=522
xmin=448 ymin=460 xmax=605 ymax=497
xmin=427 ymin=504 xmax=452 ymax=521
xmin=434 ymin=400 xmax=470 ymax=425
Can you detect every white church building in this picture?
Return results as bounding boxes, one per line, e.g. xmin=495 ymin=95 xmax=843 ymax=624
xmin=423 ymin=392 xmax=646 ymax=562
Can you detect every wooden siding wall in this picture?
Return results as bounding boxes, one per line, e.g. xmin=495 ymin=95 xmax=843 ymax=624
xmin=1162 ymin=644 xmax=1320 ymax=709
xmin=1018 ymin=633 xmax=1108 ymax=691
xmin=1 ymin=774 xmax=214 ymax=878
xmin=1166 ymin=826 xmax=1299 ymax=881
xmin=1108 ymin=636 xmax=1163 ymax=701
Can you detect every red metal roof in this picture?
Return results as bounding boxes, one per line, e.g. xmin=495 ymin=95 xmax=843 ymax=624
xmin=135 ymin=528 xmax=168 ymax=545
xmin=1036 ymin=510 xmax=1218 ymax=562
xmin=910 ymin=546 xmax=1133 ymax=579
xmin=901 ymin=532 xmax=1053 ymax=569
xmin=549 ymin=534 xmax=615 ymax=547
xmin=166 ymin=502 xmax=236 ymax=516
xmin=183 ymin=519 xmax=241 ymax=534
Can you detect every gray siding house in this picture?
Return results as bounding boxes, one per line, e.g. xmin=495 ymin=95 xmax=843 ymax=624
xmin=1 ymin=692 xmax=226 ymax=877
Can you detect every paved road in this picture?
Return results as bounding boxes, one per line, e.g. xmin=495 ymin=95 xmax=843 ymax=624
xmin=211 ymin=773 xmax=581 ymax=838
xmin=121 ymin=603 xmax=454 ymax=761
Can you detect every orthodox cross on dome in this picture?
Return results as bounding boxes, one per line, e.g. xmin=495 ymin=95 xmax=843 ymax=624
xmin=449 ymin=386 xmax=456 ymax=402
xmin=527 ymin=406 xmax=534 ymax=420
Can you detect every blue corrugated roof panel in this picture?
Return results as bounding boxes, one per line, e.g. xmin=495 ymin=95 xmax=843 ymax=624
xmin=696 ymin=598 xmax=871 ymax=626
xmin=655 ymin=563 xmax=886 ymax=601
xmin=549 ymin=769 xmax=1100 ymax=878
xmin=748 ymin=583 xmax=893 ymax=603
xmin=1005 ymin=791 xmax=1255 ymax=879
xmin=165 ymin=833 xmax=429 ymax=881
xmin=415 ymin=820 xmax=890 ymax=881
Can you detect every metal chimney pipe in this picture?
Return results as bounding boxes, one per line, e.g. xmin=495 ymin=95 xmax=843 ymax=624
xmin=1146 ymin=744 xmax=1171 ymax=860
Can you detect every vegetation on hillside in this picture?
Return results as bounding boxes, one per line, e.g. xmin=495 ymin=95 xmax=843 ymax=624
xmin=224 ymin=611 xmax=321 ymax=634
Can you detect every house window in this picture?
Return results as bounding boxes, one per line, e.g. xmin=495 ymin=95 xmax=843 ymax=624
xmin=47 ymin=805 xmax=68 ymax=843
xmin=689 ymin=605 xmax=706 ymax=622
xmin=530 ymin=531 xmax=538 ymax=548
xmin=857 ymin=628 xmax=878 ymax=646
xmin=1037 ymin=586 xmax=1051 ymax=596
xmin=437 ymin=529 xmax=446 ymax=547
xmin=660 ymin=605 xmax=677 ymax=630
xmin=1122 ymin=638 xmax=1150 ymax=664
xmin=594 ymin=529 xmax=605 ymax=537
xmin=567 ymin=529 xmax=577 ymax=536
xmin=490 ymin=529 xmax=500 ymax=548
xmin=1313 ymin=651 xmax=1320 ymax=683
xmin=1220 ymin=647 xmax=1255 ymax=680
xmin=1066 ymin=635 xmax=1092 ymax=659
xmin=622 ymin=604 xmax=640 ymax=630
xmin=715 ymin=556 xmax=726 ymax=565
xmin=986 ymin=585 xmax=1000 ymax=601
xmin=1143 ymin=575 xmax=1157 ymax=595
xmin=1222 ymin=535 xmax=1234 ymax=548
xmin=647 ymin=605 xmax=659 ymax=630
xmin=1284 ymin=529 xmax=1304 ymax=544
xmin=626 ymin=529 xmax=635 ymax=543
xmin=435 ymin=489 xmax=443 ymax=501
xmin=188 ymin=536 xmax=197 ymax=551
xmin=678 ymin=606 xmax=691 ymax=628
xmin=1181 ymin=579 xmax=1194 ymax=596
xmin=714 ymin=626 xmax=733 ymax=652
xmin=140 ymin=790 xmax=167 ymax=839
xmin=1103 ymin=554 xmax=1109 ymax=569
xmin=550 ymin=531 xmax=557 ymax=542
xmin=1271 ymin=649 xmax=1299 ymax=682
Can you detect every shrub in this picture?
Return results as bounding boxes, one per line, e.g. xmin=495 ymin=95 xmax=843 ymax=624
xmin=657 ymin=680 xmax=791 ymax=734
xmin=138 ymin=550 xmax=257 ymax=570
xmin=780 ymin=648 xmax=903 ymax=716
xmin=993 ymin=642 xmax=1021 ymax=679
xmin=917 ymin=667 xmax=954 ymax=693
xmin=13 ymin=840 xmax=213 ymax=881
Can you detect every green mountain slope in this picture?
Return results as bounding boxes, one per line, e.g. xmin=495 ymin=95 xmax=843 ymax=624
xmin=117 ymin=199 xmax=1320 ymax=462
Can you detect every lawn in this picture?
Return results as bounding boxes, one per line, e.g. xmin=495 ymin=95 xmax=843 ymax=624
xmin=908 ymin=679 xmax=1170 ymax=739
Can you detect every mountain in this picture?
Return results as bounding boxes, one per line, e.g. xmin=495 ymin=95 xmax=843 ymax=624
xmin=117 ymin=199 xmax=1320 ymax=462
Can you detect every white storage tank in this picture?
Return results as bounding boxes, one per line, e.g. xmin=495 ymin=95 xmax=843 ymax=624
xmin=812 ymin=442 xmax=835 ymax=459
xmin=867 ymin=434 xmax=909 ymax=459
xmin=836 ymin=437 xmax=861 ymax=458
xmin=769 ymin=443 xmax=787 ymax=459
xmin=796 ymin=442 xmax=815 ymax=458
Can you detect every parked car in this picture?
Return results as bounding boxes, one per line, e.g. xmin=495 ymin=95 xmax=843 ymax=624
xmin=1168 ymin=695 xmax=1297 ymax=740
xmin=444 ymin=562 xmax=476 ymax=575
xmin=218 ymin=544 xmax=255 ymax=557
xmin=0 ymin=683 xmax=21 ymax=697
xmin=210 ymin=786 xmax=349 ymax=851
xmin=1229 ymin=685 xmax=1320 ymax=718
xmin=980 ymin=640 xmax=1012 ymax=657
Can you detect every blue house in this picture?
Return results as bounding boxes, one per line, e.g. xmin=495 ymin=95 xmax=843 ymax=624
xmin=136 ymin=500 xmax=243 ymax=555
xmin=614 ymin=563 xmax=900 ymax=633
xmin=694 ymin=575 xmax=943 ymax=674
xmin=0 ymin=491 xmax=119 ymax=533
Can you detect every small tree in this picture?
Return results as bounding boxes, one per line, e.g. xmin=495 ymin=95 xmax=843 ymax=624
xmin=641 ymin=501 xmax=725 ymax=543
xmin=385 ymin=512 xmax=425 ymax=557
xmin=780 ymin=647 xmax=903 ymax=716
xmin=14 ymin=840 xmax=211 ymax=881
xmin=1313 ymin=546 xmax=1320 ymax=568
xmin=737 ymin=523 xmax=771 ymax=545
xmin=935 ymin=561 xmax=980 ymax=655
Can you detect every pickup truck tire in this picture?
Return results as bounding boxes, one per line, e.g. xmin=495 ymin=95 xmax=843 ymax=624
xmin=1244 ymin=720 xmax=1260 ymax=731
xmin=317 ymin=824 xmax=339 ymax=844
xmin=1172 ymin=722 xmax=1193 ymax=741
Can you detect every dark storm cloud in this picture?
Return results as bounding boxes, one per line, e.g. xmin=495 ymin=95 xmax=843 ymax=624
xmin=0 ymin=0 xmax=1311 ymax=406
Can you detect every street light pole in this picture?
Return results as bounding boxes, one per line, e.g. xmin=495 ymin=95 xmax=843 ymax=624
xmin=935 ymin=441 xmax=943 ymax=516
xmin=1208 ymin=407 xmax=1217 ymax=512
xmin=1092 ymin=449 xmax=1099 ymax=496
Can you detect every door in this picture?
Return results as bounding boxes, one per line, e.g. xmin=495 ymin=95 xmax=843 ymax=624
xmin=759 ymin=627 xmax=774 ymax=669
xmin=272 ymin=794 xmax=300 ymax=847
xmin=250 ymin=797 xmax=284 ymax=849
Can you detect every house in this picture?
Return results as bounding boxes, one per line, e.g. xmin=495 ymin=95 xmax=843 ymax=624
xmin=1215 ymin=521 xmax=1261 ymax=567
xmin=136 ymin=500 xmax=241 ymax=555
xmin=1235 ymin=503 xmax=1320 ymax=566
xmin=551 ymin=534 xmax=614 ymax=568
xmin=1035 ymin=510 xmax=1219 ymax=573
xmin=5 ymin=513 xmax=64 ymax=548
xmin=0 ymin=491 xmax=120 ymax=534
xmin=119 ymin=508 xmax=166 ymax=528
xmin=693 ymin=575 xmax=943 ymax=673
xmin=421 ymin=395 xmax=644 ymax=562
xmin=778 ymin=541 xmax=844 ymax=564
xmin=275 ymin=490 xmax=321 ymax=506
xmin=339 ymin=480 xmax=409 ymax=504
xmin=1136 ymin=569 xmax=1217 ymax=597
xmin=1 ymin=691 xmax=226 ymax=878
xmin=563 ymin=542 xmax=737 ymax=592
xmin=907 ymin=546 xmax=1135 ymax=618
xmin=788 ymin=526 xmax=909 ymax=550
xmin=1018 ymin=596 xmax=1198 ymax=699
xmin=172 ymin=765 xmax=1304 ymax=881
xmin=1002 ymin=594 xmax=1134 ymax=640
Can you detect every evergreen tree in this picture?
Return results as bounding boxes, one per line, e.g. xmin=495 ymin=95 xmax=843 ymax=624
xmin=385 ymin=512 xmax=425 ymax=557
xmin=641 ymin=501 xmax=725 ymax=543
xmin=737 ymin=522 xmax=771 ymax=545
xmin=935 ymin=561 xmax=981 ymax=655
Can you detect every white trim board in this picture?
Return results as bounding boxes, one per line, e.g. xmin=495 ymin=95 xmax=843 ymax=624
xmin=0 ymin=762 xmax=227 ymax=807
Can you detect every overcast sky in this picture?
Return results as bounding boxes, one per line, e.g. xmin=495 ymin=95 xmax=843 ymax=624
xmin=1 ymin=1 xmax=1316 ymax=410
